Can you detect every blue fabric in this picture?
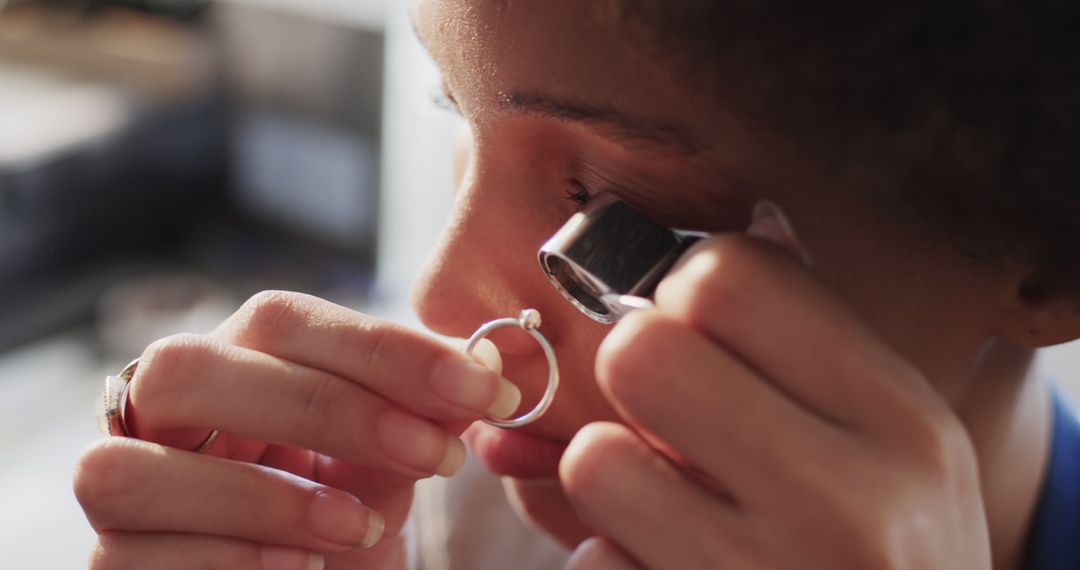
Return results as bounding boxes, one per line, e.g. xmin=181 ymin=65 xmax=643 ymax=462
xmin=1026 ymin=389 xmax=1080 ymax=570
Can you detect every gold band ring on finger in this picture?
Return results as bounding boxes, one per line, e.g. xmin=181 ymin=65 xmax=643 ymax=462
xmin=465 ymin=309 xmax=559 ymax=429
xmin=96 ymin=358 xmax=221 ymax=454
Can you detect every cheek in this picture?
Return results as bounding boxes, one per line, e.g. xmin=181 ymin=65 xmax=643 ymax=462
xmin=799 ymin=216 xmax=993 ymax=383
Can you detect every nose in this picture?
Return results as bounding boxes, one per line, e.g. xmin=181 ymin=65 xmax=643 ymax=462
xmin=410 ymin=140 xmax=566 ymax=352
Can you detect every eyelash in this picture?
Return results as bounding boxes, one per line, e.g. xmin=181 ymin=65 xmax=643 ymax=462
xmin=565 ymin=180 xmax=591 ymax=207
xmin=430 ymin=87 xmax=461 ymax=116
xmin=429 ymin=85 xmax=592 ymax=209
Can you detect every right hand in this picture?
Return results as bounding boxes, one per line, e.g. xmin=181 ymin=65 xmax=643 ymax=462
xmin=74 ymin=291 xmax=519 ymax=569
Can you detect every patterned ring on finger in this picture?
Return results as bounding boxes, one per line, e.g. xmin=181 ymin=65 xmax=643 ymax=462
xmin=96 ymin=358 xmax=221 ymax=454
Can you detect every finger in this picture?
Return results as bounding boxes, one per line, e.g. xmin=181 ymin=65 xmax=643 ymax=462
xmin=596 ymin=310 xmax=844 ymax=499
xmin=501 ymin=477 xmax=594 ymax=549
xmin=75 ymin=438 xmax=384 ymax=553
xmin=464 ymin=422 xmax=567 ymax=479
xmin=560 ymin=423 xmax=760 ymax=570
xmin=129 ymin=334 xmax=466 ymax=478
xmin=91 ymin=532 xmax=323 ymax=570
xmin=212 ymin=291 xmax=520 ymax=418
xmin=566 ymin=537 xmax=644 ymax=570
xmin=655 ymin=234 xmax=945 ymax=430
xmin=262 ymin=450 xmax=424 ymax=567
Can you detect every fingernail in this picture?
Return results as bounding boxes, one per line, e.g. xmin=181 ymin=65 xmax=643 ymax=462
xmin=747 ymin=200 xmax=813 ymax=267
xmin=437 ymin=435 xmax=466 ymax=476
xmin=261 ymin=546 xmax=324 ymax=570
xmin=362 ymin=508 xmax=386 ymax=548
xmin=307 ymin=490 xmax=384 ymax=549
xmin=378 ymin=408 xmax=466 ymax=476
xmin=471 ymin=338 xmax=503 ymax=374
xmin=469 ymin=340 xmax=519 ymax=417
xmin=486 ymin=377 xmax=522 ymax=419
xmin=430 ymin=357 xmax=521 ymax=417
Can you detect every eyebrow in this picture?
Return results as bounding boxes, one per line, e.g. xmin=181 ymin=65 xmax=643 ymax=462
xmin=409 ymin=15 xmax=703 ymax=157
xmin=498 ymin=90 xmax=705 ymax=157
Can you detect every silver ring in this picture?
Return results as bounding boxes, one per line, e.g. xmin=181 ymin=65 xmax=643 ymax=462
xmin=465 ymin=309 xmax=559 ymax=429
xmin=96 ymin=358 xmax=220 ymax=454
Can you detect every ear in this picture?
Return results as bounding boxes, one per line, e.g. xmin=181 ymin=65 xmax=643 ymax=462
xmin=996 ymin=265 xmax=1080 ymax=347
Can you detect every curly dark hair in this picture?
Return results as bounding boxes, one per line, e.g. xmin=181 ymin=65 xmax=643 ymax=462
xmin=624 ymin=0 xmax=1080 ymax=295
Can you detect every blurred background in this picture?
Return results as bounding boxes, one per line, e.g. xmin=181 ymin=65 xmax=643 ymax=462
xmin=0 ymin=0 xmax=470 ymax=565
xmin=0 ymin=0 xmax=1076 ymax=567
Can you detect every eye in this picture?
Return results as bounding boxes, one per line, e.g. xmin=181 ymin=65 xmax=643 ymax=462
xmin=565 ymin=179 xmax=591 ymax=207
xmin=430 ymin=83 xmax=461 ymax=116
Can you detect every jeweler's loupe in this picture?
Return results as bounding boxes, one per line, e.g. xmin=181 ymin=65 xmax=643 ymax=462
xmin=538 ymin=193 xmax=702 ymax=324
xmin=468 ymin=194 xmax=699 ymax=429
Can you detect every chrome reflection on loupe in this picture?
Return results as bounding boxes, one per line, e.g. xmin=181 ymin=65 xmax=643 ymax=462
xmin=538 ymin=193 xmax=702 ymax=324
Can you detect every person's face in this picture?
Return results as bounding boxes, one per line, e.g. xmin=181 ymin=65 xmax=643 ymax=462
xmin=410 ymin=0 xmax=1011 ymax=544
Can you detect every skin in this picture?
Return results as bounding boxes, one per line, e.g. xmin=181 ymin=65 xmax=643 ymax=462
xmin=73 ymin=0 xmax=1080 ymax=568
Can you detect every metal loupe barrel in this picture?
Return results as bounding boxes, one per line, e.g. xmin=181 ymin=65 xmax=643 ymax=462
xmin=537 ymin=193 xmax=699 ymax=324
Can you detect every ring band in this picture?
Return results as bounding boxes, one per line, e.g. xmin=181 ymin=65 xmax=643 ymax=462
xmin=465 ymin=309 xmax=559 ymax=429
xmin=97 ymin=358 xmax=220 ymax=454
xmin=190 ymin=427 xmax=221 ymax=454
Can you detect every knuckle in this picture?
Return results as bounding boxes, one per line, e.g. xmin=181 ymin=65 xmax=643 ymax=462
xmin=693 ymin=237 xmax=760 ymax=306
xmin=297 ymin=373 xmax=340 ymax=429
xmin=561 ymin=423 xmax=636 ymax=502
xmin=356 ymin=320 xmax=394 ymax=369
xmin=660 ymin=235 xmax=762 ymax=325
xmin=232 ymin=290 xmax=314 ymax=346
xmin=136 ymin=334 xmax=220 ymax=421
xmin=140 ymin=333 xmax=217 ymax=380
xmin=849 ymin=502 xmax=930 ymax=569
xmin=910 ymin=407 xmax=977 ymax=475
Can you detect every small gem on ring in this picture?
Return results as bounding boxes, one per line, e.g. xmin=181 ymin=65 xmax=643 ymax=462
xmin=519 ymin=308 xmax=542 ymax=330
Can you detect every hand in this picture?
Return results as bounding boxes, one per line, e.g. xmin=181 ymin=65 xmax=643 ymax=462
xmin=560 ymin=233 xmax=991 ymax=569
xmin=74 ymin=291 xmax=519 ymax=569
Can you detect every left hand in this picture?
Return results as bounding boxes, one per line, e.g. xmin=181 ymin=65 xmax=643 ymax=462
xmin=559 ymin=233 xmax=991 ymax=569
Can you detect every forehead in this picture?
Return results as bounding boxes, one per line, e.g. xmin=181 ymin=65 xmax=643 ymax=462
xmin=413 ymin=0 xmax=631 ymax=73
xmin=411 ymin=0 xmax=708 ymax=132
xmin=410 ymin=0 xmax=822 ymax=213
